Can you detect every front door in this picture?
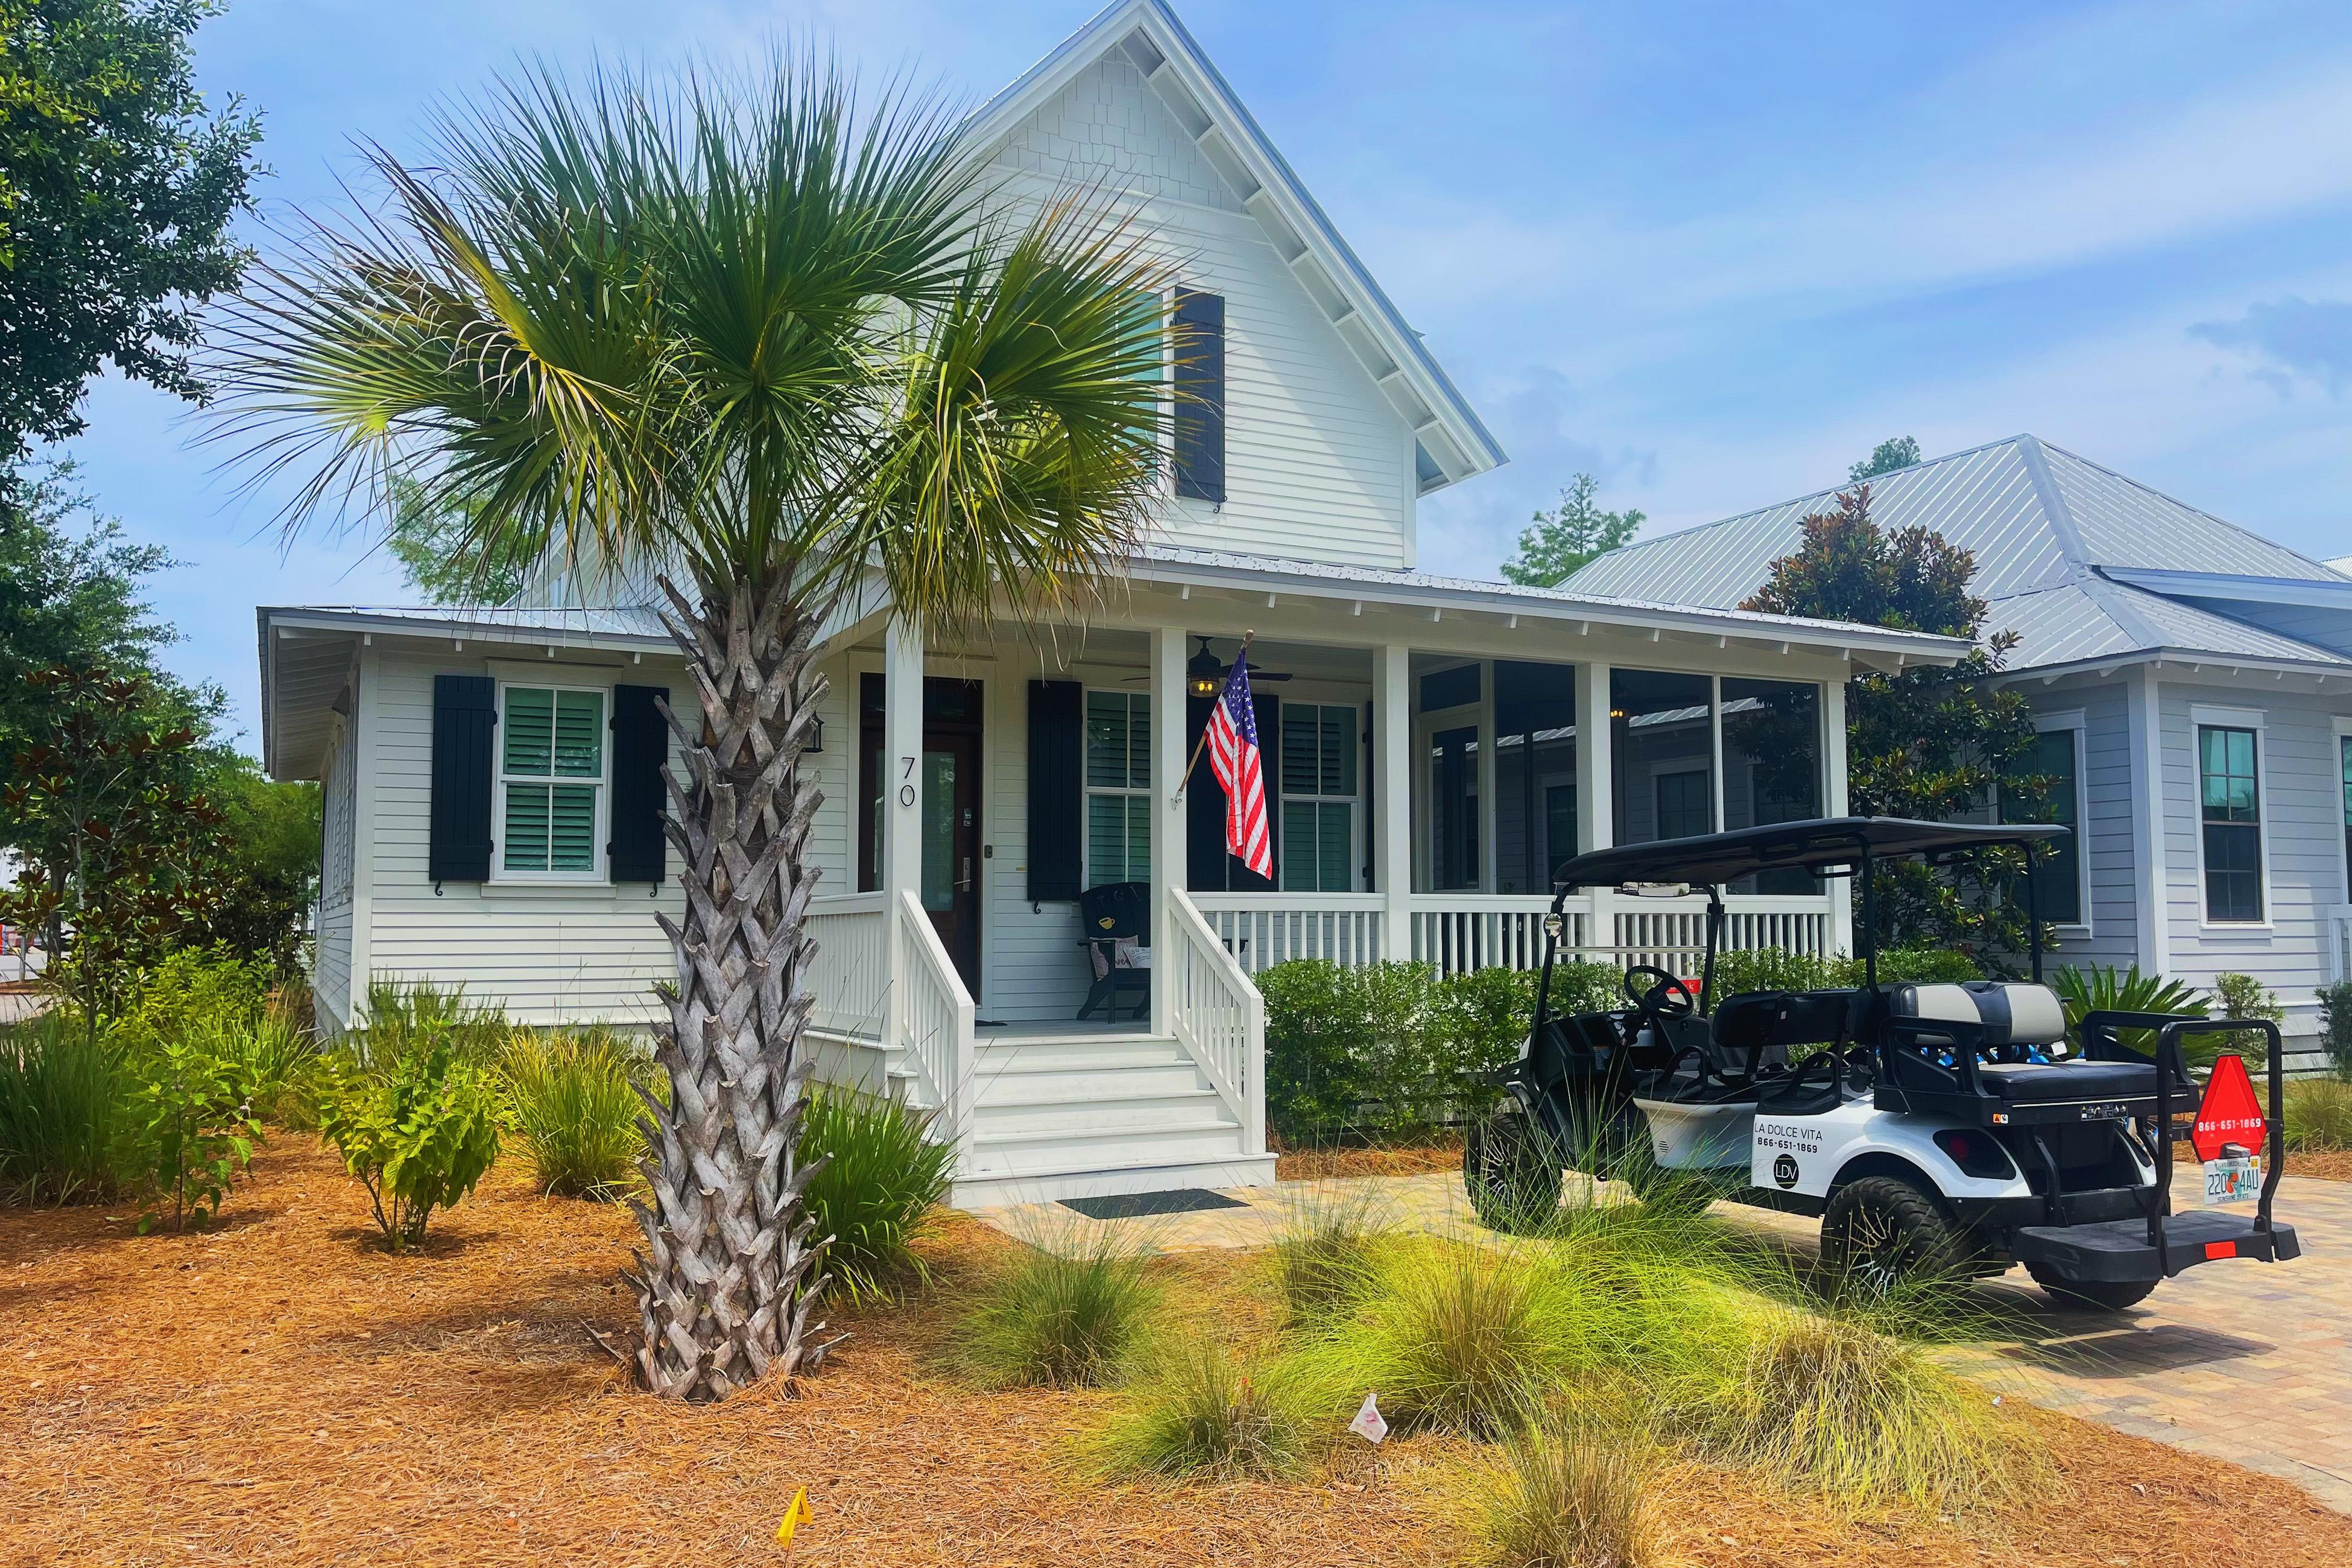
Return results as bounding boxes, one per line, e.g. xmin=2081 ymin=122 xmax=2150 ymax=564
xmin=921 ymin=712 xmax=982 ymax=995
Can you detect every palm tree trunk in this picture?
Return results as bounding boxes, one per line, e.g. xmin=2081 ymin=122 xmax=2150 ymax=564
xmin=625 ymin=569 xmax=833 ymax=1400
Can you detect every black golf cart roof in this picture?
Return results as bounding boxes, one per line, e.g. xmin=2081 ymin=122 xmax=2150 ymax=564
xmin=1552 ymin=816 xmax=2070 ymax=893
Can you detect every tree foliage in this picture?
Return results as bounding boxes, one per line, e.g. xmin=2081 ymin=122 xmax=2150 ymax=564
xmin=1500 ymin=473 xmax=1645 ymax=587
xmin=1740 ymin=485 xmax=2049 ymax=965
xmin=1848 ymin=436 xmax=1921 ymax=483
xmin=0 ymin=0 xmax=260 ymax=467
xmin=381 ymin=473 xmax=533 ymax=606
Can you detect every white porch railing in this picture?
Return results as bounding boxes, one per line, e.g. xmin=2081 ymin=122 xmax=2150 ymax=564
xmin=896 ymin=889 xmax=975 ymax=1152
xmin=1190 ymin=893 xmax=1383 ymax=975
xmin=1411 ymin=894 xmax=1579 ymax=978
xmin=807 ymin=891 xmax=888 ymax=1038
xmin=1614 ymin=897 xmax=1831 ymax=974
xmin=1166 ymin=888 xmax=1266 ymax=1154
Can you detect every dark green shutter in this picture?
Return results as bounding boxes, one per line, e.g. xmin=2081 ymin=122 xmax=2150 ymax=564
xmin=1028 ymin=680 xmax=1083 ymax=901
xmin=609 ymin=683 xmax=669 ymax=884
xmin=1172 ymin=289 xmax=1225 ymax=502
xmin=1184 ymin=691 xmax=1279 ymax=891
xmin=429 ymin=674 xmax=496 ymax=884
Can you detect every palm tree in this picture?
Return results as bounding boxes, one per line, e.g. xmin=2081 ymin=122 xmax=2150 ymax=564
xmin=210 ymin=60 xmax=1172 ymax=1400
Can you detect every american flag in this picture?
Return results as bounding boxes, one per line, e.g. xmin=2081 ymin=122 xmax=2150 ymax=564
xmin=1206 ymin=650 xmax=1273 ymax=879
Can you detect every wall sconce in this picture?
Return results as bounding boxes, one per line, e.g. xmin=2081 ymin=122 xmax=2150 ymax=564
xmin=806 ymin=717 xmax=824 ymax=753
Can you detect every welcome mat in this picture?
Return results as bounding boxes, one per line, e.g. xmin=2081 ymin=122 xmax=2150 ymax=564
xmin=1058 ymin=1189 xmax=1248 ymax=1221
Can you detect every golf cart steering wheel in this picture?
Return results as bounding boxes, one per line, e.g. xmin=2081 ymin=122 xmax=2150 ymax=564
xmin=1622 ymin=965 xmax=1696 ymax=1021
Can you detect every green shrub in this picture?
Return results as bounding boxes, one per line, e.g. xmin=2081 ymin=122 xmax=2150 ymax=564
xmin=344 ymin=978 xmax=508 ymax=1075
xmin=2207 ymin=972 xmax=2282 ymax=1071
xmin=1865 ymin=948 xmax=1987 ymax=985
xmin=1086 ymin=1339 xmax=1312 ymax=1482
xmin=1664 ymin=1304 xmax=2034 ymax=1513
xmin=1260 ymin=959 xmax=1368 ymax=1144
xmin=1712 ymin=948 xmax=1838 ymax=997
xmin=124 ymin=1035 xmax=263 ymax=1234
xmin=502 ymin=1027 xmax=649 ymax=1201
xmin=2318 ymin=981 xmax=2352 ymax=1079
xmin=1357 ymin=961 xmax=1450 ymax=1135
xmin=112 ymin=947 xmax=273 ymax=1057
xmin=318 ymin=1043 xmax=501 ymax=1251
xmin=799 ymin=1087 xmax=955 ymax=1301
xmin=1543 ymin=960 xmax=1628 ymax=1017
xmin=1272 ymin=1184 xmax=1391 ymax=1322
xmin=953 ymin=1223 xmax=1159 ymax=1389
xmin=2284 ymin=1078 xmax=2352 ymax=1152
xmin=1464 ymin=1417 xmax=1663 ymax=1568
xmin=0 ymin=1014 xmax=133 ymax=1204
xmin=1446 ymin=966 xmax=1539 ymax=1116
xmin=2052 ymin=964 xmax=2206 ymax=1058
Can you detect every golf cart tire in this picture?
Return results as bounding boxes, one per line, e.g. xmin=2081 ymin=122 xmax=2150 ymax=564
xmin=1821 ymin=1175 xmax=1967 ymax=1294
xmin=1465 ymin=1109 xmax=1563 ymax=1233
xmin=2025 ymin=1265 xmax=2157 ymax=1313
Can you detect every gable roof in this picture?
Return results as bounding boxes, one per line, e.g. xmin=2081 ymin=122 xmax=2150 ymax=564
xmin=964 ymin=0 xmax=1503 ymax=493
xmin=1560 ymin=434 xmax=2352 ymax=674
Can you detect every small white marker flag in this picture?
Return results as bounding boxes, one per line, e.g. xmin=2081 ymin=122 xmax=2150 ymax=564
xmin=1348 ymin=1389 xmax=1389 ymax=1445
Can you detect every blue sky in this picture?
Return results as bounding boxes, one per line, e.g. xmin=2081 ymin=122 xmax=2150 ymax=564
xmin=54 ymin=0 xmax=2352 ymax=752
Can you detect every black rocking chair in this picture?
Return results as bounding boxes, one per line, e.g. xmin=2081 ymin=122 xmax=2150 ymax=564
xmin=1075 ymin=880 xmax=1152 ymax=1023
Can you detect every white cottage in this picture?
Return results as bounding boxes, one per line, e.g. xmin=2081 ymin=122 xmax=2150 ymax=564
xmin=258 ymin=0 xmax=1965 ymax=1203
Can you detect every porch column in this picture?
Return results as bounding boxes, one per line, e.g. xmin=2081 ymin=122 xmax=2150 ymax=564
xmin=884 ymin=616 xmax=925 ymax=1055
xmin=1374 ymin=643 xmax=1413 ymax=961
xmin=1823 ymin=678 xmax=1853 ymax=959
xmin=1576 ymin=659 xmax=1613 ymax=959
xmin=1151 ymin=624 xmax=1186 ymax=1035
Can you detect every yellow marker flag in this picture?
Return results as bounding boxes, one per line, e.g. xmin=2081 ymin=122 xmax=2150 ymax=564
xmin=776 ymin=1486 xmax=814 ymax=1549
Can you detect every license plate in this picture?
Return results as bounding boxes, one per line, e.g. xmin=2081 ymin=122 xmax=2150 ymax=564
xmin=2201 ymin=1157 xmax=2263 ymax=1206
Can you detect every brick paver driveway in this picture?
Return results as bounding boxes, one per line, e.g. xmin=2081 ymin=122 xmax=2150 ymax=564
xmin=981 ymin=1166 xmax=2349 ymax=1510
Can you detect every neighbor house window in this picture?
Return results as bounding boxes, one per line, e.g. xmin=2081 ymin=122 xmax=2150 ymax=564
xmin=1085 ymin=691 xmax=1151 ymax=887
xmin=1280 ymin=703 xmax=1358 ymax=892
xmin=1654 ymin=769 xmax=1711 ymax=842
xmin=2003 ymin=727 xmax=2083 ymax=925
xmin=2199 ymin=724 xmax=2262 ymax=923
xmin=500 ymin=684 xmax=605 ymax=876
xmin=1611 ymin=668 xmax=1713 ymax=846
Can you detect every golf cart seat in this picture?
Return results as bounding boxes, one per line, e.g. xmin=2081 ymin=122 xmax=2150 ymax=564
xmin=1881 ymin=981 xmax=2160 ymax=1120
xmin=1709 ymin=989 xmax=1853 ymax=1078
xmin=1889 ymin=981 xmax=2069 ymax=1046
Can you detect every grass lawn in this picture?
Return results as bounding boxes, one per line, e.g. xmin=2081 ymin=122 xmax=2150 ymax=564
xmin=5 ymin=1140 xmax=2351 ymax=1566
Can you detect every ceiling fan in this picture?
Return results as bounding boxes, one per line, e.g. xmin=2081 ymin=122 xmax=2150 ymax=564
xmin=1124 ymin=635 xmax=1297 ymax=696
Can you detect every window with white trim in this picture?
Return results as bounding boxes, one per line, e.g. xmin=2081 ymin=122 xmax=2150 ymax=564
xmin=2003 ymin=726 xmax=2083 ymax=925
xmin=1280 ymin=703 xmax=1358 ymax=892
xmin=2198 ymin=724 xmax=2262 ymax=923
xmin=1084 ymin=691 xmax=1151 ymax=887
xmin=499 ymin=684 xmax=606 ymax=877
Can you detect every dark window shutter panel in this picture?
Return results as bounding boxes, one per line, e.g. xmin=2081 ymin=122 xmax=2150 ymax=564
xmin=1028 ymin=680 xmax=1083 ymax=902
xmin=1172 ymin=288 xmax=1225 ymax=503
xmin=1183 ymin=690 xmax=1278 ymax=891
xmin=609 ymin=684 xmax=669 ymax=884
xmin=429 ymin=674 xmax=496 ymax=884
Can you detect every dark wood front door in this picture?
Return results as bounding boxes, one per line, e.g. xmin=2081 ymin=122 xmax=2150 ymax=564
xmin=920 ymin=716 xmax=982 ymax=994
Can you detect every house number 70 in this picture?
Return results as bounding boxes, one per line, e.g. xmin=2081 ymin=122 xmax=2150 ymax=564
xmin=899 ymin=754 xmax=916 ymax=808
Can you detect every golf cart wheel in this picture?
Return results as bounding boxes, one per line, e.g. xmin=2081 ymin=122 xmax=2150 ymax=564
xmin=1821 ymin=1175 xmax=1967 ymax=1297
xmin=1465 ymin=1110 xmax=1563 ymax=1233
xmin=2025 ymin=1266 xmax=2157 ymax=1314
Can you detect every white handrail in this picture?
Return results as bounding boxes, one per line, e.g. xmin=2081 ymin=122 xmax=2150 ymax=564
xmin=1189 ymin=891 xmax=1383 ymax=974
xmin=807 ymin=891 xmax=890 ymax=1040
xmin=1166 ymin=888 xmax=1265 ymax=1155
xmin=896 ymin=890 xmax=975 ymax=1154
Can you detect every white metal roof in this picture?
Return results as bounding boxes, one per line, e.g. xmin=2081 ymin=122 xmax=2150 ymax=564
xmin=1561 ymin=434 xmax=2352 ymax=673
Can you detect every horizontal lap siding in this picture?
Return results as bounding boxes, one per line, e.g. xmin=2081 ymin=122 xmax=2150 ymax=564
xmin=986 ymin=60 xmax=1414 ymax=569
xmin=362 ymin=649 xmax=701 ymax=1027
xmin=985 ymin=648 xmax=1089 ymax=1022
xmin=2159 ymin=682 xmax=2351 ymax=1038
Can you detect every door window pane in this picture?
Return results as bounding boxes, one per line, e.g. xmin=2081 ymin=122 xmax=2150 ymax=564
xmin=1612 ymin=669 xmax=1712 ymax=847
xmin=2198 ymin=724 xmax=2262 ymax=922
xmin=922 ymin=750 xmax=957 ymax=911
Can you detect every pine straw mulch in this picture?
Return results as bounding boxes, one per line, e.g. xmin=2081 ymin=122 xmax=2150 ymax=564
xmin=5 ymin=1142 xmax=2352 ymax=1567
xmin=1272 ymin=1137 xmax=1463 ymax=1181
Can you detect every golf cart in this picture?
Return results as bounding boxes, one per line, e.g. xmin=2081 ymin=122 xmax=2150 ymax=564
xmin=1465 ymin=816 xmax=2301 ymax=1311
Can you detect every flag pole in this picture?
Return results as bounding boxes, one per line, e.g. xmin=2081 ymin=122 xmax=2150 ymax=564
xmin=1172 ymin=629 xmax=1254 ymax=801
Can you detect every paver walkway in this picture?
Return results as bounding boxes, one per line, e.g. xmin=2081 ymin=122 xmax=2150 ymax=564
xmin=975 ymin=1168 xmax=2352 ymax=1511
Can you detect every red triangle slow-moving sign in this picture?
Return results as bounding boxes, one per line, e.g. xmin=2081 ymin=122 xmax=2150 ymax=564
xmin=2192 ymin=1054 xmax=2266 ymax=1164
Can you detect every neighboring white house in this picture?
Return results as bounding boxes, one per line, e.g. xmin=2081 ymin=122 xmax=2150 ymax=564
xmin=256 ymin=0 xmax=1968 ymax=1204
xmin=1565 ymin=434 xmax=2352 ymax=1066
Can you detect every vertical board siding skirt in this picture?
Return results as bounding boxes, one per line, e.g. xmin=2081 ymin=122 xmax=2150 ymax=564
xmin=1375 ymin=645 xmax=1412 ymax=960
xmin=629 ymin=575 xmax=829 ymax=1402
xmin=427 ymin=673 xmax=497 ymax=884
xmin=1576 ymin=660 xmax=1613 ymax=959
xmin=1152 ymin=626 xmax=1186 ymax=1037
xmin=884 ymin=621 xmax=926 ymax=1056
xmin=2131 ymin=666 xmax=2172 ymax=974
xmin=1824 ymin=680 xmax=1854 ymax=958
xmin=1172 ymin=289 xmax=1226 ymax=503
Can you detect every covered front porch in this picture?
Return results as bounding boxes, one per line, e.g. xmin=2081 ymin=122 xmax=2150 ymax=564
xmin=797 ymin=556 xmax=1944 ymax=1204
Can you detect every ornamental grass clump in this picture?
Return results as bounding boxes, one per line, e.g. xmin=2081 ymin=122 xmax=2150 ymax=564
xmin=1086 ymin=1339 xmax=1314 ymax=1483
xmin=1666 ymin=1304 xmax=2037 ymax=1514
xmin=1463 ymin=1416 xmax=1665 ymax=1568
xmin=0 ymin=1014 xmax=132 ymax=1205
xmin=502 ymin=1026 xmax=650 ymax=1200
xmin=2284 ymin=1077 xmax=2352 ymax=1152
xmin=1271 ymin=1184 xmax=1392 ymax=1322
xmin=953 ymin=1223 xmax=1159 ymax=1390
xmin=798 ymin=1089 xmax=956 ymax=1303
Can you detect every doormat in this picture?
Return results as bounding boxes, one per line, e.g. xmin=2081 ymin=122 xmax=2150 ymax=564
xmin=1059 ymin=1189 xmax=1248 ymax=1220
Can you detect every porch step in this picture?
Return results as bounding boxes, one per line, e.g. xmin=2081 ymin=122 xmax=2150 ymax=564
xmin=951 ymin=1152 xmax=1280 ymax=1210
xmin=973 ymin=1087 xmax=1232 ymax=1136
